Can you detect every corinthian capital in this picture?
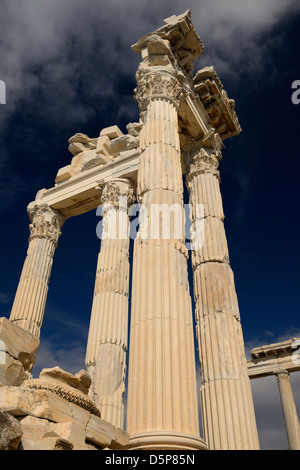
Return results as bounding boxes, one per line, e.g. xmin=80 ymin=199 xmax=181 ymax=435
xmin=185 ymin=146 xmax=222 ymax=186
xmin=275 ymin=369 xmax=290 ymax=383
xmin=28 ymin=203 xmax=65 ymax=244
xmin=135 ymin=69 xmax=183 ymax=112
xmin=101 ymin=179 xmax=135 ymax=209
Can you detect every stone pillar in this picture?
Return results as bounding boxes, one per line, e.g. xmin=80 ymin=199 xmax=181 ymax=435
xmin=185 ymin=143 xmax=259 ymax=450
xmin=276 ymin=369 xmax=300 ymax=450
xmin=9 ymin=203 xmax=64 ymax=339
xmin=126 ymin=36 xmax=206 ymax=450
xmin=85 ymin=178 xmax=135 ymax=429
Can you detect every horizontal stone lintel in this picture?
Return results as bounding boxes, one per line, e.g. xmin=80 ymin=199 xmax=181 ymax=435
xmin=247 ymin=356 xmax=300 ymax=379
xmin=247 ymin=337 xmax=300 ymax=378
xmin=29 ymin=150 xmax=140 ymax=220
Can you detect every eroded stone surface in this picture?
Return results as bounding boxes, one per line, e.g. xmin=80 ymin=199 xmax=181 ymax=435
xmin=0 ymin=317 xmax=39 ymax=386
xmin=0 ymin=410 xmax=23 ymax=450
xmin=0 ymin=385 xmax=129 ymax=450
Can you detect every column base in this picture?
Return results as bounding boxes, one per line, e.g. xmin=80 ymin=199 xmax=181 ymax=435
xmin=128 ymin=431 xmax=207 ymax=450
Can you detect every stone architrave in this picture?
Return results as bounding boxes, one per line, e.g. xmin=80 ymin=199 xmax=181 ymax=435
xmin=126 ymin=34 xmax=206 ymax=450
xmin=9 ymin=203 xmax=65 ymax=338
xmin=85 ymin=178 xmax=135 ymax=429
xmin=185 ymin=143 xmax=259 ymax=450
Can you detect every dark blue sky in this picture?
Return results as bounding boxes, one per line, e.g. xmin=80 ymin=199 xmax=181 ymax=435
xmin=0 ymin=1 xmax=299 ymax=449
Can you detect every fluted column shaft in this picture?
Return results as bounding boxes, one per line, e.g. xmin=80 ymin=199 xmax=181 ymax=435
xmin=185 ymin=145 xmax=259 ymax=450
xmin=276 ymin=370 xmax=300 ymax=450
xmin=85 ymin=179 xmax=134 ymax=429
xmin=9 ymin=203 xmax=64 ymax=338
xmin=126 ymin=60 xmax=205 ymax=450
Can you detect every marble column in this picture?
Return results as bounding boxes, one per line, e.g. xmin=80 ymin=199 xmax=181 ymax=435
xmin=126 ymin=42 xmax=206 ymax=450
xmin=9 ymin=203 xmax=64 ymax=338
xmin=85 ymin=178 xmax=135 ymax=429
xmin=276 ymin=369 xmax=300 ymax=450
xmin=185 ymin=143 xmax=259 ymax=450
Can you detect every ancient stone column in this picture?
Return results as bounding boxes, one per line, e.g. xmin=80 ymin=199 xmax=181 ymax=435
xmin=9 ymin=203 xmax=64 ymax=338
xmin=85 ymin=178 xmax=135 ymax=429
xmin=185 ymin=143 xmax=259 ymax=450
xmin=275 ymin=369 xmax=300 ymax=450
xmin=126 ymin=36 xmax=206 ymax=450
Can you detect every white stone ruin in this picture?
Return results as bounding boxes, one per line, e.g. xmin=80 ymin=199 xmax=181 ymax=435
xmin=0 ymin=11 xmax=299 ymax=451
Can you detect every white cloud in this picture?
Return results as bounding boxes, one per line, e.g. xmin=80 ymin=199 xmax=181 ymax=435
xmin=194 ymin=0 xmax=300 ymax=29
xmin=30 ymin=304 xmax=90 ymax=376
xmin=0 ymin=1 xmax=298 ymax=215
xmin=245 ymin=327 xmax=300 ymax=358
xmin=188 ymin=0 xmax=300 ymax=81
xmin=0 ymin=291 xmax=10 ymax=304
xmin=32 ymin=338 xmax=86 ymax=377
xmin=1 ymin=0 xmax=299 ymax=110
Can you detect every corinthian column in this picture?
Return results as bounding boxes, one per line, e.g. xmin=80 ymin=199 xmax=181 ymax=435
xmin=276 ymin=369 xmax=300 ymax=450
xmin=185 ymin=143 xmax=259 ymax=449
xmin=9 ymin=203 xmax=64 ymax=338
xmin=126 ymin=35 xmax=206 ymax=450
xmin=85 ymin=178 xmax=135 ymax=429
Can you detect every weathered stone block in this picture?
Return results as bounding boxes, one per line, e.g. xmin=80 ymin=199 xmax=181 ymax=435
xmin=85 ymin=414 xmax=113 ymax=448
xmin=51 ymin=421 xmax=86 ymax=450
xmin=0 ymin=352 xmax=28 ymax=386
xmin=100 ymin=125 xmax=123 ymax=139
xmin=39 ymin=366 xmax=81 ymax=388
xmin=19 ymin=415 xmax=77 ymax=450
xmin=20 ymin=436 xmax=73 ymax=450
xmin=0 ymin=410 xmax=23 ymax=450
xmin=0 ymin=317 xmax=39 ymax=370
xmin=85 ymin=414 xmax=129 ymax=449
xmin=55 ymin=165 xmax=75 ymax=183
xmin=108 ymin=134 xmax=139 ymax=156
xmin=0 ymin=386 xmax=74 ymax=422
xmin=0 ymin=317 xmax=39 ymax=386
xmin=0 ymin=385 xmax=129 ymax=450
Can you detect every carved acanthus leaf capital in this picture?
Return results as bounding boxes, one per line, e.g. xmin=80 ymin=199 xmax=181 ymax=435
xmin=28 ymin=203 xmax=65 ymax=244
xmin=101 ymin=179 xmax=135 ymax=209
xmin=185 ymin=146 xmax=222 ymax=186
xmin=134 ymin=69 xmax=184 ymax=111
xmin=275 ymin=369 xmax=290 ymax=382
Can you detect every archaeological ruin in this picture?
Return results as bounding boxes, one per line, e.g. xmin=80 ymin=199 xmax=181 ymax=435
xmin=0 ymin=11 xmax=299 ymax=451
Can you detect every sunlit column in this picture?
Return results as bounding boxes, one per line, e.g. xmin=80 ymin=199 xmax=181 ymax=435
xmin=85 ymin=178 xmax=135 ymax=429
xmin=10 ymin=203 xmax=64 ymax=338
xmin=126 ymin=36 xmax=206 ymax=450
xmin=276 ymin=369 xmax=300 ymax=450
xmin=185 ymin=143 xmax=259 ymax=450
